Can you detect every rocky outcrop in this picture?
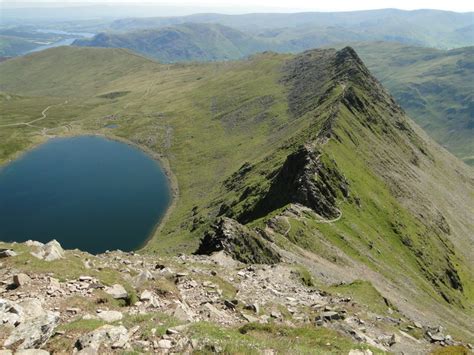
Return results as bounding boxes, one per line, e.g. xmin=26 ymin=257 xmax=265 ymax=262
xmin=240 ymin=144 xmax=348 ymax=222
xmin=30 ymin=240 xmax=64 ymax=262
xmin=1 ymin=299 xmax=59 ymax=350
xmin=195 ymin=217 xmax=280 ymax=264
xmin=75 ymin=325 xmax=129 ymax=351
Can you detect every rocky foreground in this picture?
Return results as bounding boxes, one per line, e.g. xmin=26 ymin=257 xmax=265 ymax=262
xmin=0 ymin=239 xmax=471 ymax=354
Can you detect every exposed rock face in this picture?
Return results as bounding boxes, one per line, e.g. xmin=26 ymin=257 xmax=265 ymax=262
xmin=1 ymin=299 xmax=59 ymax=350
xmin=240 ymin=144 xmax=348 ymax=222
xmin=195 ymin=217 xmax=280 ymax=264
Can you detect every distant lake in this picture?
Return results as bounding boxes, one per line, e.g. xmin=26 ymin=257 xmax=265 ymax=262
xmin=0 ymin=136 xmax=171 ymax=254
xmin=25 ymin=29 xmax=95 ymax=54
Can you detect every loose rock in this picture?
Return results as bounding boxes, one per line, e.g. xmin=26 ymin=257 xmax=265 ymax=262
xmin=105 ymin=284 xmax=128 ymax=300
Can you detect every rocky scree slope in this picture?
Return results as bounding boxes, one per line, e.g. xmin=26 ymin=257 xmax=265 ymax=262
xmin=0 ymin=239 xmax=471 ymax=354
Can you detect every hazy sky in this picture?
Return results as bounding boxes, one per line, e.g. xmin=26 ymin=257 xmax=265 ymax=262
xmin=3 ymin=0 xmax=474 ymax=12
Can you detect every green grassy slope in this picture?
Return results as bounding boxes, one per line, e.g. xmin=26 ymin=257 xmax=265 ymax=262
xmin=349 ymin=42 xmax=474 ymax=165
xmin=0 ymin=46 xmax=472 ymax=341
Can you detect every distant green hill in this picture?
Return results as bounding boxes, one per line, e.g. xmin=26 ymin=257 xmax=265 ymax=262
xmin=74 ymin=23 xmax=268 ymax=62
xmin=0 ymin=35 xmax=38 ymax=57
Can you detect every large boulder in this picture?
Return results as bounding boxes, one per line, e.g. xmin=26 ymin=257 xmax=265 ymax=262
xmin=75 ymin=325 xmax=129 ymax=351
xmin=104 ymin=284 xmax=128 ymax=300
xmin=97 ymin=310 xmax=123 ymax=323
xmin=30 ymin=240 xmax=64 ymax=261
xmin=2 ymin=299 xmax=59 ymax=350
xmin=0 ymin=299 xmax=22 ymax=327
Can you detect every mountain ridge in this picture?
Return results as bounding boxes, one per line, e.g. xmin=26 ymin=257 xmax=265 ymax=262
xmin=74 ymin=29 xmax=474 ymax=164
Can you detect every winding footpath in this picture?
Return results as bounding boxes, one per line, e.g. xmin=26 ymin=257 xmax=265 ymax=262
xmin=0 ymin=101 xmax=67 ymax=129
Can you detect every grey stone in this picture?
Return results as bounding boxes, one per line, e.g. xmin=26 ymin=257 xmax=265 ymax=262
xmin=75 ymin=347 xmax=98 ymax=355
xmin=132 ymin=270 xmax=154 ymax=287
xmin=97 ymin=310 xmax=123 ymax=323
xmin=321 ymin=311 xmax=343 ymax=321
xmin=13 ymin=273 xmax=31 ymax=287
xmin=172 ymin=302 xmax=194 ymax=322
xmin=242 ymin=313 xmax=259 ymax=323
xmin=348 ymin=350 xmax=373 ymax=355
xmin=15 ymin=350 xmax=50 ymax=355
xmin=428 ymin=332 xmax=445 ymax=342
xmin=4 ymin=299 xmax=59 ymax=349
xmin=244 ymin=303 xmax=260 ymax=314
xmin=0 ymin=298 xmax=22 ymax=327
xmin=25 ymin=240 xmax=44 ymax=248
xmin=104 ymin=284 xmax=128 ymax=299
xmin=31 ymin=240 xmax=64 ymax=261
xmin=157 ymin=339 xmax=172 ymax=349
xmin=139 ymin=290 xmax=153 ymax=301
xmin=203 ymin=303 xmax=226 ymax=320
xmin=76 ymin=325 xmax=129 ymax=350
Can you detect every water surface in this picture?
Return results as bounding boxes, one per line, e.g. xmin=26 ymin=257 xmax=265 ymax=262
xmin=25 ymin=29 xmax=95 ymax=54
xmin=0 ymin=136 xmax=171 ymax=254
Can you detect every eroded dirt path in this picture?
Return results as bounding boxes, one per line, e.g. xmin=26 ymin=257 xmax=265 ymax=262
xmin=0 ymin=101 xmax=67 ymax=129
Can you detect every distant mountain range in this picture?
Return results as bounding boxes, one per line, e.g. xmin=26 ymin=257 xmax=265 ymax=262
xmin=108 ymin=9 xmax=474 ymax=49
xmin=74 ymin=23 xmax=265 ymax=62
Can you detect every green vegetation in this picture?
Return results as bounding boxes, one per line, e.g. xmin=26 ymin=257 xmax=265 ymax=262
xmin=0 ymin=45 xmax=472 ymax=342
xmin=74 ymin=23 xmax=267 ymax=62
xmin=295 ymin=266 xmax=315 ymax=288
xmin=328 ymin=280 xmax=396 ymax=316
xmin=76 ymin=23 xmax=474 ymax=164
xmin=187 ymin=322 xmax=381 ymax=354
xmin=350 ymin=42 xmax=474 ymax=165
xmin=0 ymin=35 xmax=38 ymax=57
